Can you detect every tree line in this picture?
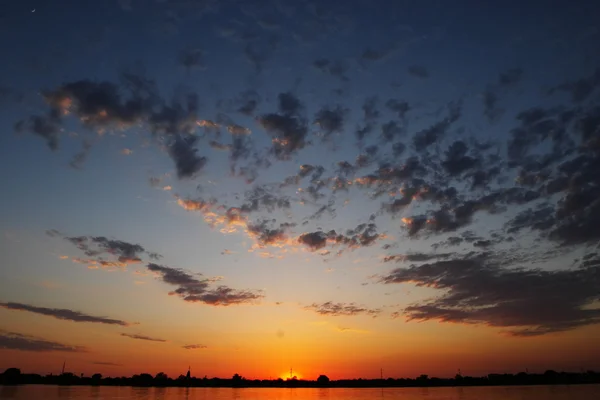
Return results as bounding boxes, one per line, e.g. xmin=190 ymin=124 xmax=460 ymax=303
xmin=1 ymin=368 xmax=599 ymax=388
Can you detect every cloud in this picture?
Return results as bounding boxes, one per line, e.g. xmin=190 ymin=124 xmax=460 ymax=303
xmin=235 ymin=90 xmax=261 ymax=116
xmin=179 ymin=48 xmax=205 ymax=71
xmin=498 ymin=68 xmax=523 ymax=87
xmin=314 ymin=105 xmax=348 ymax=141
xmin=92 ymin=361 xmax=123 ymax=366
xmin=147 ymin=263 xmax=264 ymax=306
xmin=305 ymin=302 xmax=381 ymax=317
xmin=385 ymin=99 xmax=410 ymax=120
xmin=441 ymin=140 xmax=480 ymax=176
xmin=168 ymin=135 xmax=207 ymax=179
xmin=62 ymin=234 xmax=159 ymax=265
xmin=362 ymin=96 xmax=380 ymax=122
xmin=383 ymin=253 xmax=454 ymax=263
xmin=380 ymin=255 xmax=600 ymax=336
xmin=407 ymin=65 xmax=429 ymax=78
xmin=69 ymin=140 xmax=92 ymax=170
xmin=257 ymin=92 xmax=309 ymax=160
xmin=14 ymin=114 xmax=61 ymax=150
xmin=183 ymin=344 xmax=208 ymax=350
xmin=0 ymin=302 xmax=131 ymax=326
xmin=120 ymin=333 xmax=166 ymax=342
xmin=297 ymin=223 xmax=382 ymax=253
xmin=15 ymin=76 xmax=210 ymax=179
xmin=0 ymin=330 xmax=86 ymax=352
xmin=547 ymin=67 xmax=600 ymax=102
xmin=312 ymin=58 xmax=349 ymax=81
xmin=413 ymin=102 xmax=462 ymax=152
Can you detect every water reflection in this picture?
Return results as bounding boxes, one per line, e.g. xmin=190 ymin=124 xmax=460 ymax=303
xmin=0 ymin=385 xmax=18 ymax=399
xmin=0 ymin=385 xmax=599 ymax=399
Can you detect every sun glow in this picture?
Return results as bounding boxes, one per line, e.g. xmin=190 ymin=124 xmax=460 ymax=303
xmin=279 ymin=370 xmax=302 ymax=380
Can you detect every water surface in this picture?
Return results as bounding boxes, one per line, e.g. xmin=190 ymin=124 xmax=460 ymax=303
xmin=2 ymin=385 xmax=600 ymax=399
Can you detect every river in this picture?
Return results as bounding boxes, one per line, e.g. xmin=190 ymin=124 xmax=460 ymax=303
xmin=1 ymin=385 xmax=600 ymax=399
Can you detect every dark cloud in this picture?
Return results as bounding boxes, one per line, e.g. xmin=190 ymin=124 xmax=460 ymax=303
xmin=179 ymin=48 xmax=205 ymax=71
xmin=244 ymin=37 xmax=278 ymax=73
xmin=257 ymin=92 xmax=309 ymax=159
xmin=0 ymin=302 xmax=131 ymax=326
xmin=0 ymin=330 xmax=86 ymax=352
xmin=147 ymin=263 xmax=263 ymax=306
xmin=413 ymin=102 xmax=462 ymax=152
xmin=498 ymin=68 xmax=523 ymax=87
xmin=380 ymin=120 xmax=404 ymax=142
xmin=482 ymin=88 xmax=503 ymax=122
xmin=407 ymin=65 xmax=429 ymax=78
xmin=183 ymin=344 xmax=208 ymax=350
xmin=312 ymin=58 xmax=349 ymax=81
xmin=168 ymin=135 xmax=207 ymax=179
xmin=42 ymin=79 xmax=152 ymax=132
xmin=360 ymin=45 xmax=396 ymax=64
xmin=16 ymin=77 xmax=209 ymax=179
xmin=362 ymin=97 xmax=379 ymax=121
xmin=385 ymin=99 xmax=410 ymax=120
xmin=92 ymin=361 xmax=123 ymax=366
xmin=506 ymin=205 xmax=555 ymax=234
xmin=241 ymin=185 xmax=291 ymax=213
xmin=314 ymin=105 xmax=347 ymax=140
xmin=381 ymin=255 xmax=600 ymax=336
xmin=14 ymin=114 xmax=61 ymax=150
xmin=235 ymin=90 xmax=261 ymax=116
xmin=305 ymin=301 xmax=381 ymax=317
xmin=64 ymin=234 xmax=155 ymax=264
xmin=441 ymin=140 xmax=480 ymax=176
xmin=69 ymin=140 xmax=92 ymax=170
xmin=277 ymin=92 xmax=302 ymax=115
xmin=355 ymin=123 xmax=374 ymax=141
xmin=247 ymin=220 xmax=288 ymax=248
xmin=298 ymin=231 xmax=328 ymax=251
xmin=120 ymin=333 xmax=166 ymax=342
xmin=383 ymin=253 xmax=453 ymax=263
xmin=354 ymin=157 xmax=427 ymax=196
xmin=548 ymin=67 xmax=600 ymax=102
xmin=298 ymin=223 xmax=381 ymax=252
xmin=400 ymin=187 xmax=542 ymax=237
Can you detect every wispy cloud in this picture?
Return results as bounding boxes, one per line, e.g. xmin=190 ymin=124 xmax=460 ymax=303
xmin=120 ymin=333 xmax=166 ymax=342
xmin=0 ymin=302 xmax=132 ymax=326
xmin=147 ymin=263 xmax=264 ymax=306
xmin=305 ymin=302 xmax=381 ymax=317
xmin=0 ymin=330 xmax=87 ymax=352
xmin=381 ymin=254 xmax=600 ymax=336
xmin=183 ymin=344 xmax=208 ymax=350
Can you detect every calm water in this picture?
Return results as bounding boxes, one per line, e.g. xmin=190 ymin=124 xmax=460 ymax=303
xmin=1 ymin=385 xmax=600 ymax=400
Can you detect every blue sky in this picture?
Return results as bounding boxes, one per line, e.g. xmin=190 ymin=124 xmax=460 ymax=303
xmin=0 ymin=0 xmax=599 ymax=378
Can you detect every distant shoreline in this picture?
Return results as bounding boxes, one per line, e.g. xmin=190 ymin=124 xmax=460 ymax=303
xmin=2 ymin=368 xmax=600 ymax=388
xmin=2 ymin=382 xmax=600 ymax=389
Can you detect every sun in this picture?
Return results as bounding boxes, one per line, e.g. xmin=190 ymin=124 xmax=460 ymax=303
xmin=279 ymin=370 xmax=302 ymax=380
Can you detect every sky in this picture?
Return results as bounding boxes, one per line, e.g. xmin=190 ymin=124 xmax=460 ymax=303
xmin=0 ymin=0 xmax=599 ymax=381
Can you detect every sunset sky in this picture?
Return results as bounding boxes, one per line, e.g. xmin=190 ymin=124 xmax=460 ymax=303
xmin=1 ymin=0 xmax=600 ymax=380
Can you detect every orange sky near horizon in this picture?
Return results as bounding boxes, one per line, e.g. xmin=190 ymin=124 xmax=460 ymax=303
xmin=2 ymin=306 xmax=600 ymax=380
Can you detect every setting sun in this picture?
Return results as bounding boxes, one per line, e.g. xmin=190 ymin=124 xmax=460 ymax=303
xmin=279 ymin=370 xmax=303 ymax=381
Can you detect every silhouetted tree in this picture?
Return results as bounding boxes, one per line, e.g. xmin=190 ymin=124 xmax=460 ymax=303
xmin=317 ymin=375 xmax=330 ymax=384
xmin=155 ymin=372 xmax=168 ymax=380
xmin=2 ymin=368 xmax=21 ymax=385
